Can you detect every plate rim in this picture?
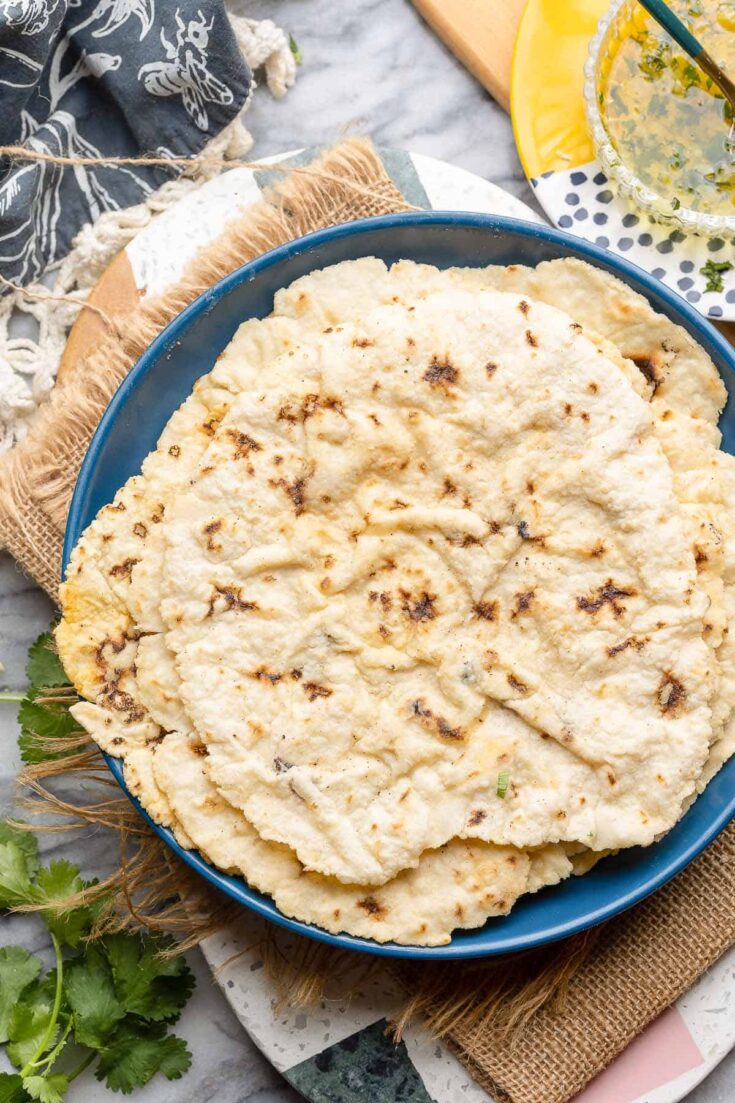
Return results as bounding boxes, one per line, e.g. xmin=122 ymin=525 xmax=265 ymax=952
xmin=64 ymin=209 xmax=735 ymax=960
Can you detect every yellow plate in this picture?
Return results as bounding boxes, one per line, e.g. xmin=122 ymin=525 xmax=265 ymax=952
xmin=511 ymin=0 xmax=609 ymax=180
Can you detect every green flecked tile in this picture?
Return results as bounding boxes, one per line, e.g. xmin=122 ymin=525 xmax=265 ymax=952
xmin=285 ymin=1018 xmax=435 ymax=1103
xmin=253 ymin=148 xmax=315 ymax=193
xmin=253 ymin=146 xmax=431 ymax=211
xmin=377 ymin=148 xmax=431 ymax=210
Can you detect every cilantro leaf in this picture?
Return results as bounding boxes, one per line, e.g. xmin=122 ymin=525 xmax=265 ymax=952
xmin=0 ymin=1072 xmax=31 ymax=1103
xmin=0 ymin=842 xmax=35 ymax=908
xmin=25 ymin=633 xmax=67 ymax=690
xmin=17 ymin=695 xmax=81 ymax=767
xmin=103 ymin=934 xmax=195 ymax=1023
xmin=17 ymin=631 xmax=81 ymax=765
xmin=95 ymin=1022 xmax=191 ymax=1094
xmin=289 ymin=34 xmax=302 ymax=65
xmin=6 ymin=976 xmax=58 ymax=1070
xmin=21 ymin=1076 xmax=68 ymax=1103
xmin=700 ymin=259 xmax=733 ymax=293
xmin=0 ymin=825 xmax=38 ymax=878
xmin=35 ymin=863 xmax=98 ymax=948
xmin=0 ymin=948 xmax=42 ymax=1042
xmin=66 ymin=946 xmax=125 ymax=1049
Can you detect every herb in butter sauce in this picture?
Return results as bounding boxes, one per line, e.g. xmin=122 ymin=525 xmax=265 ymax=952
xmin=600 ymin=0 xmax=735 ymax=215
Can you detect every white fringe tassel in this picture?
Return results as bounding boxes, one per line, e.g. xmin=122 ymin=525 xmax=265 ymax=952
xmin=0 ymin=10 xmax=297 ymax=455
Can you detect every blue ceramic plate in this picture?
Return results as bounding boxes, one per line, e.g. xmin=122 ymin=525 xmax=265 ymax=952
xmin=64 ymin=212 xmax=735 ymax=959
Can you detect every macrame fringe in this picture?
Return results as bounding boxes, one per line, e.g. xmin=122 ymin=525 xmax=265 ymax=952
xmin=0 ymin=7 xmax=296 ymax=455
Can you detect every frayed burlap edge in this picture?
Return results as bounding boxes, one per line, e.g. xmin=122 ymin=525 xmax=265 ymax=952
xmin=0 ymin=137 xmax=413 ymax=595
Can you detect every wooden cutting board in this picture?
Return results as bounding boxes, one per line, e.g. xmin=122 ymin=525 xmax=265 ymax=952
xmin=410 ymin=0 xmax=525 ymax=112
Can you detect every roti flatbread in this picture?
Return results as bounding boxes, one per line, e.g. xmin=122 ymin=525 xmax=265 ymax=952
xmin=160 ymin=285 xmax=713 ymax=884
xmin=153 ymin=731 xmax=572 ymax=946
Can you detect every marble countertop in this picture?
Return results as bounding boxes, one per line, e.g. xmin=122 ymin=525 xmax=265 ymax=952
xmin=1 ymin=0 xmax=733 ymax=1099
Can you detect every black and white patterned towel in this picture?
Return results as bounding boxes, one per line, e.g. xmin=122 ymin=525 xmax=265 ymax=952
xmin=0 ymin=1 xmax=252 ymax=284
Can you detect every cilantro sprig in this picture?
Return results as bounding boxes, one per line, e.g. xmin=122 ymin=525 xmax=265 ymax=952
xmin=0 ymin=631 xmax=83 ymax=766
xmin=0 ymin=822 xmax=194 ymax=1100
xmin=700 ymin=259 xmax=733 ymax=294
xmin=1 ymin=631 xmax=195 ymax=1100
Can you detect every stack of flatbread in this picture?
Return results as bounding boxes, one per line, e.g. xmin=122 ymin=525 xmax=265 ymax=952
xmin=56 ymin=257 xmax=735 ymax=946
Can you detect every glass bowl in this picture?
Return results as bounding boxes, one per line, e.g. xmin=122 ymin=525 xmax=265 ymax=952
xmin=583 ymin=0 xmax=735 ymax=239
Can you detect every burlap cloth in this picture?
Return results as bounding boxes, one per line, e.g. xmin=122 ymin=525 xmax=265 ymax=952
xmin=1 ymin=138 xmax=733 ymax=1103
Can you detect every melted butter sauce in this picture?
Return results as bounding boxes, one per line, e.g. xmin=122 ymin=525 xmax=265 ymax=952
xmin=600 ymin=0 xmax=735 ymax=214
